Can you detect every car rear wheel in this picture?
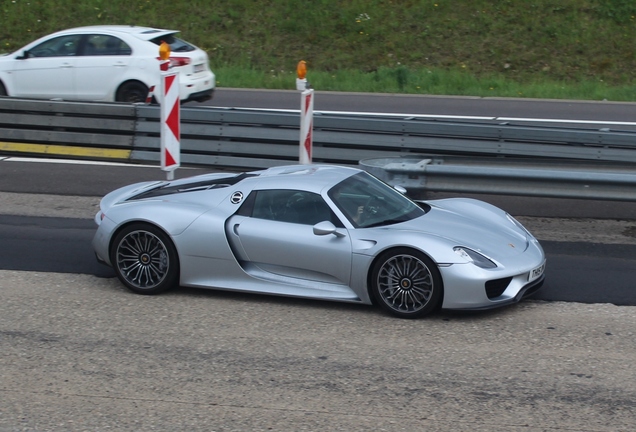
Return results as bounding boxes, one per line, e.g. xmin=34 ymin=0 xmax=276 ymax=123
xmin=115 ymin=81 xmax=149 ymax=103
xmin=370 ymin=248 xmax=442 ymax=319
xmin=111 ymin=223 xmax=179 ymax=295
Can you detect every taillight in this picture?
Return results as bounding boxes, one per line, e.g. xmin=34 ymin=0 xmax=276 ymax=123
xmin=169 ymin=56 xmax=191 ymax=67
xmin=155 ymin=56 xmax=192 ymax=67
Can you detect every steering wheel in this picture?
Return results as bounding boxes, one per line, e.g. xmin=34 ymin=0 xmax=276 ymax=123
xmin=358 ymin=196 xmax=380 ymax=224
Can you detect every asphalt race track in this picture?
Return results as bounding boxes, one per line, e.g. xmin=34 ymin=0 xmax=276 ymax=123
xmin=0 ymin=159 xmax=635 ymax=306
xmin=2 ymin=213 xmax=636 ymax=306
xmin=1 ymin=92 xmax=636 ymax=431
xmin=207 ymin=88 xmax=636 ymax=128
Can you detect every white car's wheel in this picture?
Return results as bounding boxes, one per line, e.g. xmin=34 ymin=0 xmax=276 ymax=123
xmin=116 ymin=81 xmax=149 ymax=103
xmin=111 ymin=223 xmax=179 ymax=295
xmin=370 ymin=248 xmax=442 ymax=319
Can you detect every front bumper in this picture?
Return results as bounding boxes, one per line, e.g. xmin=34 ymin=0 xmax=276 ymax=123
xmin=445 ymin=274 xmax=545 ymax=311
xmin=440 ymin=240 xmax=546 ymax=311
xmin=91 ymin=212 xmax=116 ymax=267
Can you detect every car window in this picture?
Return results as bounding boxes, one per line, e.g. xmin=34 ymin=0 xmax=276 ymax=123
xmin=250 ymin=190 xmax=340 ymax=226
xmin=149 ymin=34 xmax=195 ymax=53
xmin=28 ymin=35 xmax=82 ymax=57
xmin=82 ymin=35 xmax=132 ymax=56
xmin=328 ymin=172 xmax=426 ymax=228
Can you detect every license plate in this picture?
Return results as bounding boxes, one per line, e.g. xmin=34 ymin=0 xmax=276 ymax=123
xmin=193 ymin=63 xmax=205 ymax=73
xmin=528 ymin=262 xmax=545 ymax=282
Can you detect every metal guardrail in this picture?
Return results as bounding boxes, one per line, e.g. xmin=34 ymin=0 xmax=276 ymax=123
xmin=2 ymin=97 xmax=636 ymax=167
xmin=360 ymin=157 xmax=636 ymax=202
xmin=0 ymin=98 xmax=135 ymax=147
xmin=135 ymin=104 xmax=636 ymax=167
xmin=1 ymin=97 xmax=636 ymax=200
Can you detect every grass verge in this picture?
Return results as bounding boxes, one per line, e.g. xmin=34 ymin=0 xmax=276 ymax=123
xmin=215 ymin=65 xmax=636 ymax=101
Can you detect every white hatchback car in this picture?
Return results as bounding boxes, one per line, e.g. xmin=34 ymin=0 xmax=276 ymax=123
xmin=0 ymin=25 xmax=215 ymax=103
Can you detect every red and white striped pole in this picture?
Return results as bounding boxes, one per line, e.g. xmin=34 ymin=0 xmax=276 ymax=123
xmin=159 ymin=41 xmax=180 ymax=180
xmin=145 ymin=85 xmax=155 ymax=104
xmin=297 ymin=60 xmax=313 ymax=164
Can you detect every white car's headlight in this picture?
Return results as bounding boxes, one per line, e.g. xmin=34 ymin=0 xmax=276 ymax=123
xmin=453 ymin=247 xmax=497 ymax=269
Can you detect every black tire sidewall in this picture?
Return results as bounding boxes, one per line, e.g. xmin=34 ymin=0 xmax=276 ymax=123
xmin=110 ymin=223 xmax=179 ymax=295
xmin=116 ymin=82 xmax=148 ymax=103
xmin=370 ymin=247 xmax=442 ymax=319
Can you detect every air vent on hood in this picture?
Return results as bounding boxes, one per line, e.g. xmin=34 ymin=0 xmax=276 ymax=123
xmin=127 ymin=173 xmax=256 ymax=201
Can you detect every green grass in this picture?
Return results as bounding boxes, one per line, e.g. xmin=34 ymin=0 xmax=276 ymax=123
xmin=215 ymin=65 xmax=636 ymax=101
xmin=2 ymin=0 xmax=636 ymax=101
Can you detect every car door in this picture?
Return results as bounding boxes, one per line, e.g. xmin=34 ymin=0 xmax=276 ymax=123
xmin=11 ymin=34 xmax=80 ymax=99
xmin=226 ymin=189 xmax=353 ymax=286
xmin=74 ymin=34 xmax=133 ymax=100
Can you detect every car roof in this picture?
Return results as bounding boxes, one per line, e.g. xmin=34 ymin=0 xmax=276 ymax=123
xmin=250 ymin=164 xmax=360 ymax=193
xmin=121 ymin=165 xmax=361 ymax=203
xmin=54 ymin=25 xmax=178 ymax=41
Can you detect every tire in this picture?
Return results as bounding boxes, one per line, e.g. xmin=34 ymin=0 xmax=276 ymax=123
xmin=370 ymin=248 xmax=442 ymax=319
xmin=0 ymin=82 xmax=7 ymax=96
xmin=110 ymin=223 xmax=179 ymax=295
xmin=115 ymin=81 xmax=149 ymax=103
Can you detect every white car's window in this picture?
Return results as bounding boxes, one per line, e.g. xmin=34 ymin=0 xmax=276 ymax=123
xmin=82 ymin=35 xmax=132 ymax=56
xmin=251 ymin=190 xmax=338 ymax=226
xmin=149 ymin=34 xmax=195 ymax=53
xmin=28 ymin=35 xmax=82 ymax=57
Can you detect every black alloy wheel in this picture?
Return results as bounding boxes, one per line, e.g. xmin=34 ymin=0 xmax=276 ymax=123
xmin=116 ymin=81 xmax=149 ymax=103
xmin=111 ymin=223 xmax=179 ymax=295
xmin=370 ymin=248 xmax=442 ymax=318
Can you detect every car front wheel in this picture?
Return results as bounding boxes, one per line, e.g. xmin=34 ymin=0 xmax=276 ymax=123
xmin=110 ymin=223 xmax=179 ymax=295
xmin=370 ymin=248 xmax=442 ymax=319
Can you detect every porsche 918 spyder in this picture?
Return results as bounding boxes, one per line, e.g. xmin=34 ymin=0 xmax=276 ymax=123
xmin=92 ymin=164 xmax=546 ymax=318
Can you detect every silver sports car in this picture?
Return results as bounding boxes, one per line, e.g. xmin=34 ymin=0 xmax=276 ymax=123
xmin=92 ymin=164 xmax=546 ymax=318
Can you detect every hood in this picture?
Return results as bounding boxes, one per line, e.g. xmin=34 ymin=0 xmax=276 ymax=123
xmin=399 ymin=198 xmax=530 ymax=259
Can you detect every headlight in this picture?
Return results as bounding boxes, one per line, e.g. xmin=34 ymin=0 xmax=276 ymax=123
xmin=453 ymin=247 xmax=497 ymax=269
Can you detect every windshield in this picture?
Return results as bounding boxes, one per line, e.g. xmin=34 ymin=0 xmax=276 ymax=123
xmin=328 ymin=172 xmax=426 ymax=228
xmin=149 ymin=34 xmax=195 ymax=52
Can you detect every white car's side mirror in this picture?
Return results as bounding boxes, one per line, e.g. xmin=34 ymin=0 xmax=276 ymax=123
xmin=313 ymin=221 xmax=345 ymax=237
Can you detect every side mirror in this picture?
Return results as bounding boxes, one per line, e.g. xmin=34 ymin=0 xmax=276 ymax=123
xmin=313 ymin=221 xmax=345 ymax=237
xmin=16 ymin=50 xmax=30 ymax=60
xmin=394 ymin=185 xmax=407 ymax=194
